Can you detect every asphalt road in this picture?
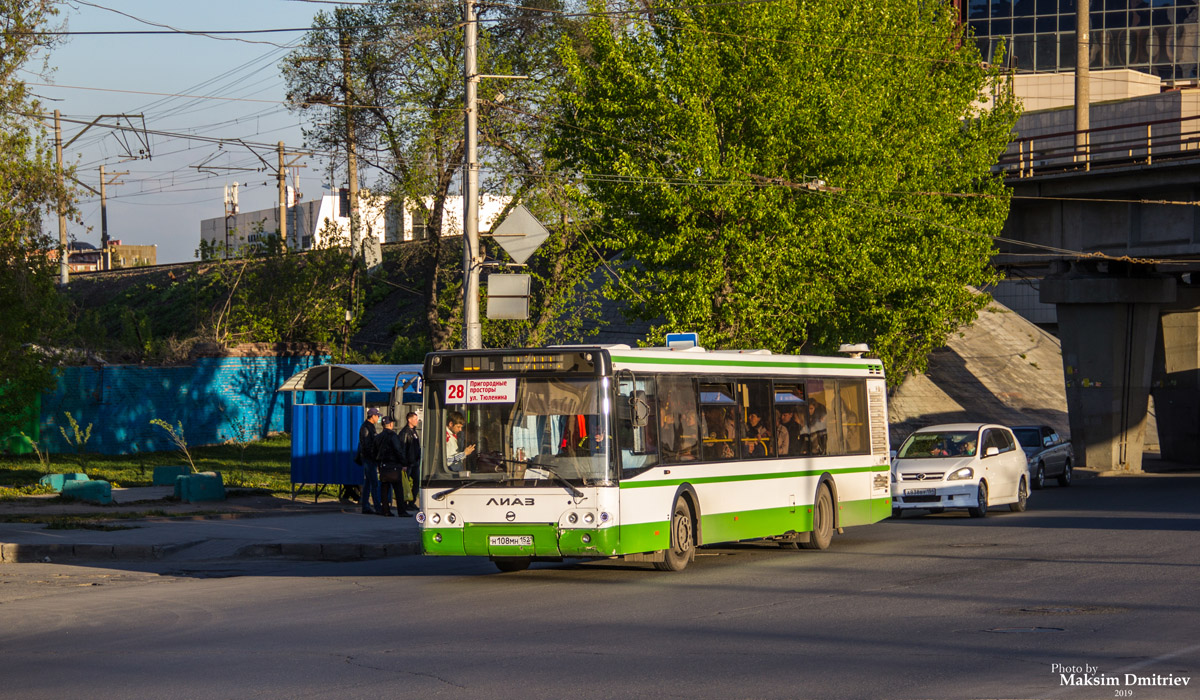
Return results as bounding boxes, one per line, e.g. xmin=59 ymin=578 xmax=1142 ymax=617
xmin=2 ymin=473 xmax=1198 ymax=700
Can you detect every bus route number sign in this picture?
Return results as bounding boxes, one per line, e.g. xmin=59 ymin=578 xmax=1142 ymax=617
xmin=445 ymin=378 xmax=517 ymax=404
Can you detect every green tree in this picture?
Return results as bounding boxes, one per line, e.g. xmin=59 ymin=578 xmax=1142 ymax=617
xmin=553 ymin=0 xmax=1019 ymax=379
xmin=283 ymin=0 xmax=600 ymax=351
xmin=0 ymin=1 xmax=73 ymax=436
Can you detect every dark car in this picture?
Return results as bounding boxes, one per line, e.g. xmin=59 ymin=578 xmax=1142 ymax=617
xmin=1010 ymin=425 xmax=1073 ymax=489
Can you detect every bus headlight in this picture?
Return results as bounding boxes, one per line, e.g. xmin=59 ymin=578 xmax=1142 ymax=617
xmin=600 ymin=511 xmax=610 ymax=523
xmin=416 ymin=512 xmax=426 ymax=523
xmin=568 ymin=512 xmax=578 ymax=524
xmin=431 ymin=513 xmax=442 ymax=525
xmin=447 ymin=513 xmax=456 ymax=524
xmin=947 ymin=467 xmax=974 ymax=481
xmin=582 ymin=534 xmax=591 ymax=544
xmin=583 ymin=512 xmax=595 ymax=524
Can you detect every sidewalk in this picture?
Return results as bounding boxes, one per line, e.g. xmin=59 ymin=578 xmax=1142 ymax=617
xmin=0 ymin=487 xmax=423 ymax=565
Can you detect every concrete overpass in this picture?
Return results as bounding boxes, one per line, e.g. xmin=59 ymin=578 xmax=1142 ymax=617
xmin=994 ymin=90 xmax=1200 ymax=472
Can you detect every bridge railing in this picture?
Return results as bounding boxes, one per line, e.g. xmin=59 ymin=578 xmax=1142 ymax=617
xmin=998 ymin=114 xmax=1200 ymax=178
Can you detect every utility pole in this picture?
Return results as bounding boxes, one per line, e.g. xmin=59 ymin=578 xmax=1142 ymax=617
xmin=1075 ymin=0 xmax=1090 ymax=161
xmin=278 ymin=141 xmax=288 ymax=248
xmin=98 ymin=165 xmax=127 ymax=271
xmin=224 ymin=182 xmax=239 ymax=259
xmin=342 ymin=34 xmax=360 ymax=254
xmin=54 ymin=109 xmax=68 ymax=285
xmin=463 ymin=0 xmax=482 ymax=349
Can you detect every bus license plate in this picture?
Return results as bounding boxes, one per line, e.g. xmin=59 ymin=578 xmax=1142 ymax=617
xmin=904 ymin=488 xmax=935 ymax=496
xmin=489 ymin=535 xmax=533 ymax=547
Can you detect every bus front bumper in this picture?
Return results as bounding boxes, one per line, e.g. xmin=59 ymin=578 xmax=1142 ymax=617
xmin=422 ymin=523 xmax=621 ymax=558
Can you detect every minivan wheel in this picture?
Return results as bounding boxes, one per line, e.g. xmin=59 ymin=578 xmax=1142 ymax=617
xmin=968 ymin=482 xmax=989 ymax=518
xmin=1010 ymin=477 xmax=1028 ymax=512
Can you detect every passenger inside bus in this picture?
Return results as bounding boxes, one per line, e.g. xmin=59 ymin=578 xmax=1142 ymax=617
xmin=742 ymin=410 xmax=771 ymax=458
xmin=701 ymin=406 xmax=735 ymax=460
xmin=806 ymin=399 xmax=828 ymax=455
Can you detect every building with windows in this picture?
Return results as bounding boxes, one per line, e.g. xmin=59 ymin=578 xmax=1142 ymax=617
xmin=47 ymin=240 xmax=157 ymax=272
xmin=964 ymin=0 xmax=1200 ymax=81
xmin=199 ymin=190 xmax=510 ymax=257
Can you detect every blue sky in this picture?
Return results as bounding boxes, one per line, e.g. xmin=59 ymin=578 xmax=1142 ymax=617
xmin=29 ymin=1 xmax=342 ymax=263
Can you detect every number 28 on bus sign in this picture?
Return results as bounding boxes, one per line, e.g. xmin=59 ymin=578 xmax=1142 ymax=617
xmin=445 ymin=378 xmax=517 ymax=404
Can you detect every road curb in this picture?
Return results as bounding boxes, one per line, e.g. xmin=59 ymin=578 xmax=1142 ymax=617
xmin=0 ymin=539 xmax=422 ymax=564
xmin=1 ymin=540 xmax=200 ymax=564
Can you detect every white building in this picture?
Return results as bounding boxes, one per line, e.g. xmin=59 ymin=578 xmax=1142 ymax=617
xmin=199 ymin=190 xmax=510 ymax=256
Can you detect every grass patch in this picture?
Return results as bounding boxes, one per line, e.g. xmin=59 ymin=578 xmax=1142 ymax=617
xmin=0 ymin=435 xmax=303 ymax=497
xmin=0 ymin=483 xmax=59 ymax=500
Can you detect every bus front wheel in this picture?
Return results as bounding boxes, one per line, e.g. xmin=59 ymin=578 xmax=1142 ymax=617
xmin=800 ymin=484 xmax=834 ymax=550
xmin=654 ymin=497 xmax=694 ymax=572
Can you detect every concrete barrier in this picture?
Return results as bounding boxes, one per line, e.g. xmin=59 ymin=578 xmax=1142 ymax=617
xmin=61 ymin=479 xmax=113 ymax=504
xmin=152 ymin=465 xmax=192 ymax=486
xmin=37 ymin=473 xmax=89 ymax=492
xmin=174 ymin=472 xmax=226 ymax=503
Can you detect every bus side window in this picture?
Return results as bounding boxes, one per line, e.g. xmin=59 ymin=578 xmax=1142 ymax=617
xmin=739 ymin=379 xmax=773 ymax=459
xmin=699 ymin=382 xmax=737 ymax=462
xmin=658 ymin=376 xmax=699 ymax=463
xmin=617 ymin=378 xmax=660 ymax=472
xmin=835 ymin=379 xmax=869 ymax=456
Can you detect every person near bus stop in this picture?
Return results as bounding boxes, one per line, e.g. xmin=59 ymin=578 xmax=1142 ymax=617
xmin=356 ymin=407 xmax=383 ymax=515
xmin=398 ymin=411 xmax=421 ymax=513
xmin=375 ymin=416 xmax=403 ymax=516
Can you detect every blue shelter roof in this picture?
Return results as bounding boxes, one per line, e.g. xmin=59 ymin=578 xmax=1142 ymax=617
xmin=276 ymin=364 xmax=423 ymax=394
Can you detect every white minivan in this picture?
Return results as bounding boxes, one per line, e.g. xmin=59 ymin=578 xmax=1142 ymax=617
xmin=891 ymin=423 xmax=1030 ymax=518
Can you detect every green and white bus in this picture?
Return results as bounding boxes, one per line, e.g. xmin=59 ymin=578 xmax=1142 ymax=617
xmin=417 ymin=345 xmax=891 ymax=572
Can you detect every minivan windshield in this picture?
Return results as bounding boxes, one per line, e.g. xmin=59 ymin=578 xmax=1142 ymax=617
xmin=422 ymin=377 xmax=614 ymax=487
xmin=898 ymin=431 xmax=978 ymax=458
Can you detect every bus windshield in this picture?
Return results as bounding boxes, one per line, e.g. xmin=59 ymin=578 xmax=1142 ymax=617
xmin=423 ymin=377 xmax=614 ymax=487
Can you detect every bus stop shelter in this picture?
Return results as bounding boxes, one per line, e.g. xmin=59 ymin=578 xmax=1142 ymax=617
xmin=276 ymin=364 xmax=422 ymax=500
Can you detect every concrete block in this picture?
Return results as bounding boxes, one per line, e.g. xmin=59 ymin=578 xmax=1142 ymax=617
xmin=360 ymin=544 xmax=388 ymax=559
xmin=72 ymin=544 xmax=115 ymax=560
xmin=152 ymin=465 xmax=191 ymax=486
xmin=175 ymin=472 xmax=225 ymax=503
xmin=320 ymin=543 xmax=360 ymax=561
xmin=237 ymin=543 xmax=283 ymax=558
xmin=37 ymin=473 xmax=89 ymax=493
xmin=280 ymin=543 xmax=321 ymax=559
xmin=111 ymin=544 xmax=156 ymax=561
xmin=61 ymin=479 xmax=113 ymax=504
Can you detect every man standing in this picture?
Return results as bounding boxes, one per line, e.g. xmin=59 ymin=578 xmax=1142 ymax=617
xmin=376 ymin=416 xmax=402 ymax=516
xmin=356 ymin=407 xmax=383 ymax=515
xmin=398 ymin=411 xmax=421 ymax=515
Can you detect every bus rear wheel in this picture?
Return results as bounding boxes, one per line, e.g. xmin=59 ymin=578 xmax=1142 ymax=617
xmin=493 ymin=557 xmax=531 ymax=573
xmin=800 ymin=484 xmax=834 ymax=550
xmin=654 ymin=497 xmax=694 ymax=572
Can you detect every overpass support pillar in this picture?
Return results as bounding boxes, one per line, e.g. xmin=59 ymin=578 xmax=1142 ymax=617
xmin=1041 ymin=262 xmax=1176 ymax=472
xmin=1151 ymin=289 xmax=1200 ymax=464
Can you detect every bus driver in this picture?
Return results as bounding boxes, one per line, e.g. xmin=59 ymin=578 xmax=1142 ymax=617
xmin=445 ymin=411 xmax=476 ymax=471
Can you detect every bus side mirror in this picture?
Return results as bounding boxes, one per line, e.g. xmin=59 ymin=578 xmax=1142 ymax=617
xmin=630 ymin=394 xmax=650 ymax=428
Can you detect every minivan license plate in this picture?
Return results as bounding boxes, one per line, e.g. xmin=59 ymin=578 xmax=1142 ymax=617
xmin=904 ymin=488 xmax=935 ymax=496
xmin=489 ymin=535 xmax=532 ymax=547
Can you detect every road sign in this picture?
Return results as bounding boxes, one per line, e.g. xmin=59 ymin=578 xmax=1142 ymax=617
xmin=487 ymin=273 xmax=531 ymax=320
xmin=488 ymin=204 xmax=549 ymax=264
xmin=665 ymin=332 xmax=699 ymax=349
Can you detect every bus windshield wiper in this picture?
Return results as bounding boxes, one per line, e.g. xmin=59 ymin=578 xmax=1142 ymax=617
xmin=495 ymin=457 xmax=584 ymax=497
xmin=432 ymin=480 xmax=480 ymax=501
xmin=524 ymin=461 xmax=584 ymax=498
